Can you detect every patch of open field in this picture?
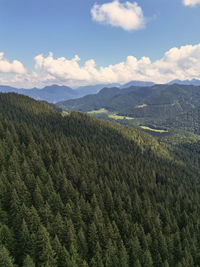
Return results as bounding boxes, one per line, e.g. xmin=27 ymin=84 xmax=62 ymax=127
xmin=140 ymin=126 xmax=168 ymax=133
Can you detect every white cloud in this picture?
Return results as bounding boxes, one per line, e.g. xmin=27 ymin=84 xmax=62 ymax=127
xmin=91 ymin=0 xmax=146 ymax=31
xmin=32 ymin=44 xmax=200 ymax=87
xmin=183 ymin=0 xmax=200 ymax=6
xmin=1 ymin=44 xmax=200 ymax=88
xmin=0 ymin=52 xmax=27 ymax=74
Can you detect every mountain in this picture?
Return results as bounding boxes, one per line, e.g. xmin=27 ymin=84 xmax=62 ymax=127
xmin=1 ymin=92 xmax=200 ymax=266
xmin=76 ymin=83 xmax=120 ymax=96
xmin=0 ymin=84 xmax=78 ymax=103
xmin=0 ymin=81 xmax=155 ymax=103
xmin=120 ymin=80 xmax=154 ymax=88
xmin=58 ymin=83 xmax=200 ymax=119
xmin=28 ymin=85 xmax=79 ymax=103
xmin=168 ymin=79 xmax=200 ymax=86
xmin=157 ymin=105 xmax=200 ymax=135
xmin=0 ymin=83 xmax=120 ymax=103
xmin=57 ymin=85 xmax=156 ymax=112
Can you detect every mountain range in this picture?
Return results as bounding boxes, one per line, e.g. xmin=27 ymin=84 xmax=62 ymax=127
xmin=58 ymin=83 xmax=200 ymax=118
xmin=57 ymin=82 xmax=200 ymax=138
xmin=1 ymin=79 xmax=200 ymax=103
xmin=0 ymin=83 xmax=119 ymax=103
xmin=168 ymin=78 xmax=200 ymax=86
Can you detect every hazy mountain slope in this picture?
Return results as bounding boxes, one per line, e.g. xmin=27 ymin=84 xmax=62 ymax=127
xmin=157 ymin=105 xmax=200 ymax=134
xmin=168 ymin=79 xmax=200 ymax=86
xmin=0 ymin=84 xmax=78 ymax=103
xmin=120 ymin=80 xmax=154 ymax=88
xmin=1 ymin=93 xmax=200 ymax=266
xmin=0 ymin=81 xmax=154 ymax=104
xmin=58 ymin=87 xmax=122 ymax=111
xmin=0 ymin=83 xmax=119 ymax=103
xmin=0 ymin=84 xmax=115 ymax=103
xmin=123 ymin=84 xmax=200 ymax=118
xmin=57 ymin=85 xmax=163 ymax=111
xmin=76 ymin=83 xmax=120 ymax=96
xmin=58 ymin=83 xmax=200 ymax=119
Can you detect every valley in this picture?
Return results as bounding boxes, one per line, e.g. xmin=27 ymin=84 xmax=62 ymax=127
xmin=57 ymin=83 xmax=200 ymax=141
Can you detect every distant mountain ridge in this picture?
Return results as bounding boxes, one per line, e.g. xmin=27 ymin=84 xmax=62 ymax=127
xmin=168 ymin=79 xmax=200 ymax=86
xmin=0 ymin=83 xmax=122 ymax=103
xmin=0 ymin=84 xmax=76 ymax=103
xmin=1 ymin=79 xmax=200 ymax=103
xmin=120 ymin=80 xmax=155 ymax=88
xmin=57 ymin=83 xmax=200 ymax=120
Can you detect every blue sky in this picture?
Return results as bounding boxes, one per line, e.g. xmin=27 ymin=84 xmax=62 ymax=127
xmin=0 ymin=0 xmax=200 ymax=88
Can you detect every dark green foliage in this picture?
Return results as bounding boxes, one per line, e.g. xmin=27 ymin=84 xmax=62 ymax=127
xmin=159 ymin=105 xmax=200 ymax=135
xmin=0 ymin=93 xmax=200 ymax=266
xmin=0 ymin=246 xmax=14 ymax=267
xmin=58 ymin=83 xmax=200 ymax=119
xmin=23 ymin=255 xmax=35 ymax=267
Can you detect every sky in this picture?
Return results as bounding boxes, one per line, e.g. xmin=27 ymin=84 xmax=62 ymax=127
xmin=0 ymin=0 xmax=200 ymax=88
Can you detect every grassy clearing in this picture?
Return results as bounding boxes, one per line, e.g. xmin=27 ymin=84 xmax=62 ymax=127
xmin=61 ymin=111 xmax=70 ymax=117
xmin=108 ymin=114 xmax=135 ymax=120
xmin=136 ymin=104 xmax=147 ymax=108
xmin=108 ymin=114 xmax=125 ymax=120
xmin=140 ymin=126 xmax=168 ymax=133
xmin=87 ymin=108 xmax=108 ymax=114
xmin=87 ymin=109 xmax=134 ymax=120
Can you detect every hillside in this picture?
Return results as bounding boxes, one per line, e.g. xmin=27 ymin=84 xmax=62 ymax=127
xmin=1 ymin=93 xmax=200 ymax=266
xmin=156 ymin=105 xmax=200 ymax=135
xmin=57 ymin=85 xmax=156 ymax=112
xmin=0 ymin=81 xmax=155 ymax=104
xmin=58 ymin=84 xmax=200 ymax=120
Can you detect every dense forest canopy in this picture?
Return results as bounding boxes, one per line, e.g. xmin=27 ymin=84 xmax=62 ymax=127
xmin=58 ymin=84 xmax=200 ymax=118
xmin=0 ymin=93 xmax=200 ymax=266
xmin=57 ymin=84 xmax=200 ymax=139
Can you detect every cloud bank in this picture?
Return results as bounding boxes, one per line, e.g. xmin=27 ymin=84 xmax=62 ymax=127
xmin=91 ymin=0 xmax=146 ymax=31
xmin=0 ymin=53 xmax=26 ymax=74
xmin=1 ymin=44 xmax=200 ymax=88
xmin=183 ymin=0 xmax=200 ymax=6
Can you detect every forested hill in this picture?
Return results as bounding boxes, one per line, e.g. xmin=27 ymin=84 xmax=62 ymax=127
xmin=58 ymin=83 xmax=200 ymax=119
xmin=158 ymin=105 xmax=200 ymax=135
xmin=1 ymin=93 xmax=200 ymax=266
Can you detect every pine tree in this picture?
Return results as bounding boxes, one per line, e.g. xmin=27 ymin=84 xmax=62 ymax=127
xmin=82 ymin=260 xmax=89 ymax=267
xmin=0 ymin=224 xmax=14 ymax=255
xmin=60 ymin=246 xmax=72 ymax=267
xmin=52 ymin=236 xmax=72 ymax=267
xmin=51 ymin=212 xmax=65 ymax=242
xmin=104 ymin=239 xmax=119 ymax=267
xmin=35 ymin=225 xmax=56 ymax=266
xmin=133 ymin=259 xmax=141 ymax=267
xmin=17 ymin=219 xmax=32 ymax=263
xmin=141 ymin=249 xmax=153 ymax=267
xmin=88 ymin=222 xmax=98 ymax=257
xmin=129 ymin=237 xmax=141 ymax=266
xmin=77 ymin=227 xmax=88 ymax=258
xmin=90 ymin=242 xmax=104 ymax=267
xmin=163 ymin=260 xmax=170 ymax=267
xmin=23 ymin=255 xmax=35 ymax=267
xmin=0 ymin=246 xmax=14 ymax=267
xmin=118 ymin=241 xmax=129 ymax=267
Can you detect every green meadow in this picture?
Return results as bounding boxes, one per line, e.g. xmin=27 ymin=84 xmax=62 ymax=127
xmin=87 ymin=108 xmax=108 ymax=114
xmin=108 ymin=114 xmax=135 ymax=120
xmin=87 ymin=108 xmax=135 ymax=120
xmin=140 ymin=126 xmax=168 ymax=133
